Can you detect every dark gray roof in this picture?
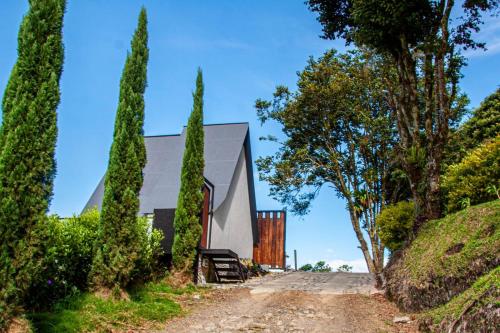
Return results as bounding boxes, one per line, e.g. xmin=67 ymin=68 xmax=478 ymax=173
xmin=84 ymin=123 xmax=253 ymax=215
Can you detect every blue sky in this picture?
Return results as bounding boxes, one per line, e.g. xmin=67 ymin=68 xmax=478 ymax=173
xmin=1 ymin=1 xmax=499 ymax=271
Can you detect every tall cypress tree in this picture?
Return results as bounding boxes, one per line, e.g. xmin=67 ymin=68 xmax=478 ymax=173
xmin=90 ymin=8 xmax=149 ymax=290
xmin=172 ymin=69 xmax=205 ymax=272
xmin=0 ymin=0 xmax=66 ymax=327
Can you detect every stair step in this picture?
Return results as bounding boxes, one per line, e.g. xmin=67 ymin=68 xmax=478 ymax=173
xmin=212 ymin=259 xmax=238 ymax=263
xmin=215 ymin=267 xmax=240 ymax=272
xmin=217 ymin=270 xmax=240 ymax=276
xmin=219 ymin=275 xmax=243 ymax=280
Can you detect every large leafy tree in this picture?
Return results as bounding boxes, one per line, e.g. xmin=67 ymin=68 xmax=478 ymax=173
xmin=90 ymin=8 xmax=149 ymax=291
xmin=0 ymin=0 xmax=66 ymax=327
xmin=256 ymin=50 xmax=399 ymax=285
xmin=459 ymin=88 xmax=500 ymax=150
xmin=308 ymin=0 xmax=498 ymax=227
xmin=444 ymin=88 xmax=500 ymax=166
xmin=172 ymin=69 xmax=205 ymax=273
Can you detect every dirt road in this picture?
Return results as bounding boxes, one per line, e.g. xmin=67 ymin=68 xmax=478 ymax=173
xmin=163 ymin=272 xmax=418 ymax=333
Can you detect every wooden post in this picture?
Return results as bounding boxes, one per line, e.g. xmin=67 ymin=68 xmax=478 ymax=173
xmin=294 ymin=249 xmax=297 ymax=271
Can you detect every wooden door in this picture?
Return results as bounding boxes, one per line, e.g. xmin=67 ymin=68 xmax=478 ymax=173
xmin=200 ymin=185 xmax=211 ymax=249
xmin=253 ymin=211 xmax=286 ymax=268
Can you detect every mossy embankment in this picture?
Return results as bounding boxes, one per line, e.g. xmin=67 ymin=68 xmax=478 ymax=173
xmin=418 ymin=266 xmax=499 ymax=332
xmin=384 ymin=200 xmax=499 ymax=313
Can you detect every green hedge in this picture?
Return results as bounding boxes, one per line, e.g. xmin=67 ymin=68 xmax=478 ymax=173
xmin=25 ymin=210 xmax=100 ymax=309
xmin=442 ymin=137 xmax=500 ymax=213
xmin=377 ymin=201 xmax=415 ymax=252
xmin=25 ymin=209 xmax=165 ymax=309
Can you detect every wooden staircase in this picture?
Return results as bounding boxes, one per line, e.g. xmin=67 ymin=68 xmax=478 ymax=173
xmin=200 ymin=249 xmax=247 ymax=283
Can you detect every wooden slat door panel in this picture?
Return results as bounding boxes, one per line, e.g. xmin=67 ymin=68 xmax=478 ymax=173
xmin=253 ymin=211 xmax=286 ymax=269
xmin=200 ymin=185 xmax=210 ymax=249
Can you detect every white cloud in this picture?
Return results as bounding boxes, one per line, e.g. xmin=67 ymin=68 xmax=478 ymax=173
xmin=327 ymin=258 xmax=368 ymax=273
xmin=463 ymin=37 xmax=500 ymax=58
xmin=461 ymin=16 xmax=500 ymax=58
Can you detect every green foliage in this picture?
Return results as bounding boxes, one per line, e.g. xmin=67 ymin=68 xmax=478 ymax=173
xmin=25 ymin=210 xmax=99 ymax=309
xmin=377 ymin=201 xmax=415 ymax=252
xmin=460 ymin=88 xmax=500 ymax=151
xmin=308 ymin=0 xmax=496 ymax=222
xmin=442 ymin=137 xmax=500 ymax=213
xmin=420 ymin=266 xmax=499 ymax=331
xmin=312 ymin=261 xmax=332 ymax=272
xmin=90 ymin=8 xmax=149 ymax=289
xmin=299 ymin=261 xmax=332 ymax=272
xmin=307 ymin=0 xmax=497 ymax=60
xmin=299 ymin=263 xmax=313 ymax=271
xmin=405 ymin=200 xmax=499 ymax=283
xmin=24 ymin=209 xmax=163 ymax=310
xmin=446 ymin=88 xmax=500 ymax=165
xmin=385 ymin=200 xmax=500 ymax=311
xmin=256 ymin=49 xmax=396 ymax=277
xmin=337 ymin=264 xmax=353 ymax=272
xmin=172 ymin=69 xmax=205 ymax=272
xmin=133 ymin=217 xmax=166 ymax=282
xmin=0 ymin=0 xmax=66 ymax=327
xmin=28 ymin=281 xmax=196 ymax=333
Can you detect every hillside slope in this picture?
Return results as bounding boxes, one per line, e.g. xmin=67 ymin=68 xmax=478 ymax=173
xmin=419 ymin=266 xmax=499 ymax=332
xmin=384 ymin=200 xmax=499 ymax=312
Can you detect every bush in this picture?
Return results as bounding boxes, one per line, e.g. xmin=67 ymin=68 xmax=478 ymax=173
xmin=299 ymin=261 xmax=331 ymax=272
xmin=299 ymin=263 xmax=313 ymax=271
xmin=133 ymin=217 xmax=166 ymax=282
xmin=26 ymin=209 xmax=100 ymax=309
xmin=26 ymin=210 xmax=165 ymax=309
xmin=337 ymin=264 xmax=353 ymax=272
xmin=442 ymin=137 xmax=500 ymax=213
xmin=377 ymin=201 xmax=415 ymax=252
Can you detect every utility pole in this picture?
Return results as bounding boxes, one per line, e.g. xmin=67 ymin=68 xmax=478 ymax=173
xmin=294 ymin=249 xmax=297 ymax=271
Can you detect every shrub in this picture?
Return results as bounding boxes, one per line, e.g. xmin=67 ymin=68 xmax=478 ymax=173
xmin=299 ymin=263 xmax=313 ymax=271
xmin=299 ymin=261 xmax=331 ymax=272
xmin=25 ymin=209 xmax=165 ymax=309
xmin=133 ymin=217 xmax=166 ymax=282
xmin=377 ymin=201 xmax=415 ymax=252
xmin=312 ymin=261 xmax=332 ymax=272
xmin=442 ymin=137 xmax=500 ymax=213
xmin=26 ymin=209 xmax=100 ymax=309
xmin=337 ymin=264 xmax=353 ymax=272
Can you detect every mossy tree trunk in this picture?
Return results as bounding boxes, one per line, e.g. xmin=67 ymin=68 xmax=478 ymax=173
xmin=172 ymin=69 xmax=205 ymax=275
xmin=0 ymin=0 xmax=66 ymax=327
xmin=90 ymin=8 xmax=149 ymax=291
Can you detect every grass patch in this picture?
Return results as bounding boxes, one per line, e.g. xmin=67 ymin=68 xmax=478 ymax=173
xmin=385 ymin=200 xmax=500 ymax=311
xmin=403 ymin=200 xmax=499 ymax=283
xmin=29 ymin=281 xmax=198 ymax=332
xmin=420 ymin=266 xmax=499 ymax=326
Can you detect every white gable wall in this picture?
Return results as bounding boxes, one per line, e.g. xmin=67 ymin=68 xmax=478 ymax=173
xmin=209 ymin=146 xmax=254 ymax=259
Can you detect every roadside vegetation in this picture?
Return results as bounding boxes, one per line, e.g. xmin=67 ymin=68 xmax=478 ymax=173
xmin=90 ymin=8 xmax=150 ymax=296
xmin=262 ymin=1 xmax=498 ymax=331
xmin=0 ymin=1 xmax=206 ymax=331
xmin=419 ymin=266 xmax=499 ymax=332
xmin=385 ymin=200 xmax=499 ymax=311
xmin=299 ymin=261 xmax=332 ymax=272
xmin=1 ymin=0 xmax=499 ymax=332
xmin=172 ymin=69 xmax=205 ymax=277
xmin=29 ymin=281 xmax=197 ymax=333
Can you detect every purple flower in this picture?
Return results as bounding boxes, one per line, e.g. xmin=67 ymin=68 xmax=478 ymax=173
xmin=47 ymin=279 xmax=53 ymax=286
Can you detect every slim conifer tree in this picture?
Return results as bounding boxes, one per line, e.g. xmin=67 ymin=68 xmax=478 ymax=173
xmin=0 ymin=0 xmax=66 ymax=327
xmin=172 ymin=69 xmax=205 ymax=272
xmin=90 ymin=8 xmax=149 ymax=291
